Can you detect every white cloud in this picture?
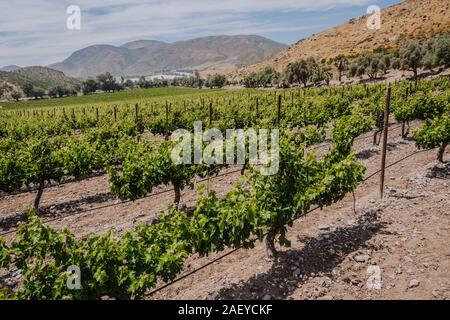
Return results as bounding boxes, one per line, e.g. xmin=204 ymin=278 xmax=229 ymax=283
xmin=0 ymin=0 xmax=372 ymax=66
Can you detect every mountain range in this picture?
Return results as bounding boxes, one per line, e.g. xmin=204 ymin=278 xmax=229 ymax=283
xmin=49 ymin=35 xmax=287 ymax=78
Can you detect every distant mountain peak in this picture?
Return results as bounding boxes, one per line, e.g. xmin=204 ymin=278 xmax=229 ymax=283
xmin=0 ymin=65 xmax=21 ymax=72
xmin=121 ymin=40 xmax=168 ymax=48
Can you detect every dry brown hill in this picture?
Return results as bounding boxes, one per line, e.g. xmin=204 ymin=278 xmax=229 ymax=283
xmin=233 ymin=0 xmax=450 ymax=79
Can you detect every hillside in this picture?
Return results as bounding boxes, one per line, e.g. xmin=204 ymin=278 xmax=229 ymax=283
xmin=50 ymin=35 xmax=287 ymax=78
xmin=2 ymin=67 xmax=81 ymax=89
xmin=0 ymin=66 xmax=81 ymax=100
xmin=233 ymin=0 xmax=450 ymax=79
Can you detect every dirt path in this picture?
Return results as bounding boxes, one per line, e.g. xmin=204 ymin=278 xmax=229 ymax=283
xmin=0 ymin=166 xmax=243 ymax=237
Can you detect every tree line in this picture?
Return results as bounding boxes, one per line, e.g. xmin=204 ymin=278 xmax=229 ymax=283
xmin=131 ymin=72 xmax=227 ymax=90
xmin=5 ymin=71 xmax=229 ymax=102
xmin=82 ymin=71 xmax=228 ymax=94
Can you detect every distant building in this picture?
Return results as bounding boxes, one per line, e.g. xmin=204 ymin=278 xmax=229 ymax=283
xmin=121 ymin=71 xmax=193 ymax=83
xmin=114 ymin=76 xmax=125 ymax=83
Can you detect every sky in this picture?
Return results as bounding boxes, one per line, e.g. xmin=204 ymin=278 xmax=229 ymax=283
xmin=0 ymin=0 xmax=402 ymax=67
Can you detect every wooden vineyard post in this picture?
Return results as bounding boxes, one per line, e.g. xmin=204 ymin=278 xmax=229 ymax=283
xmin=113 ymin=105 xmax=117 ymax=122
xmin=402 ymin=88 xmax=410 ymax=138
xmin=256 ymin=97 xmax=259 ymax=123
xmin=135 ymin=103 xmax=139 ymax=124
xmin=209 ymin=102 xmax=213 ymax=126
xmin=277 ymin=94 xmax=282 ymax=127
xmin=165 ymin=101 xmax=169 ymax=141
xmin=379 ymin=85 xmax=391 ymax=199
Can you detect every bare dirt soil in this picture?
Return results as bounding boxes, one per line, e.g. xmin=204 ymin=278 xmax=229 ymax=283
xmin=1 ymin=123 xmax=449 ymax=300
xmin=0 ymin=166 xmax=242 ymax=238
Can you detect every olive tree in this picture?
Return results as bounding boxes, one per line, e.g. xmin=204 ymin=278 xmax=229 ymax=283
xmin=399 ymin=41 xmax=425 ymax=87
xmin=284 ymin=59 xmax=311 ymax=87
